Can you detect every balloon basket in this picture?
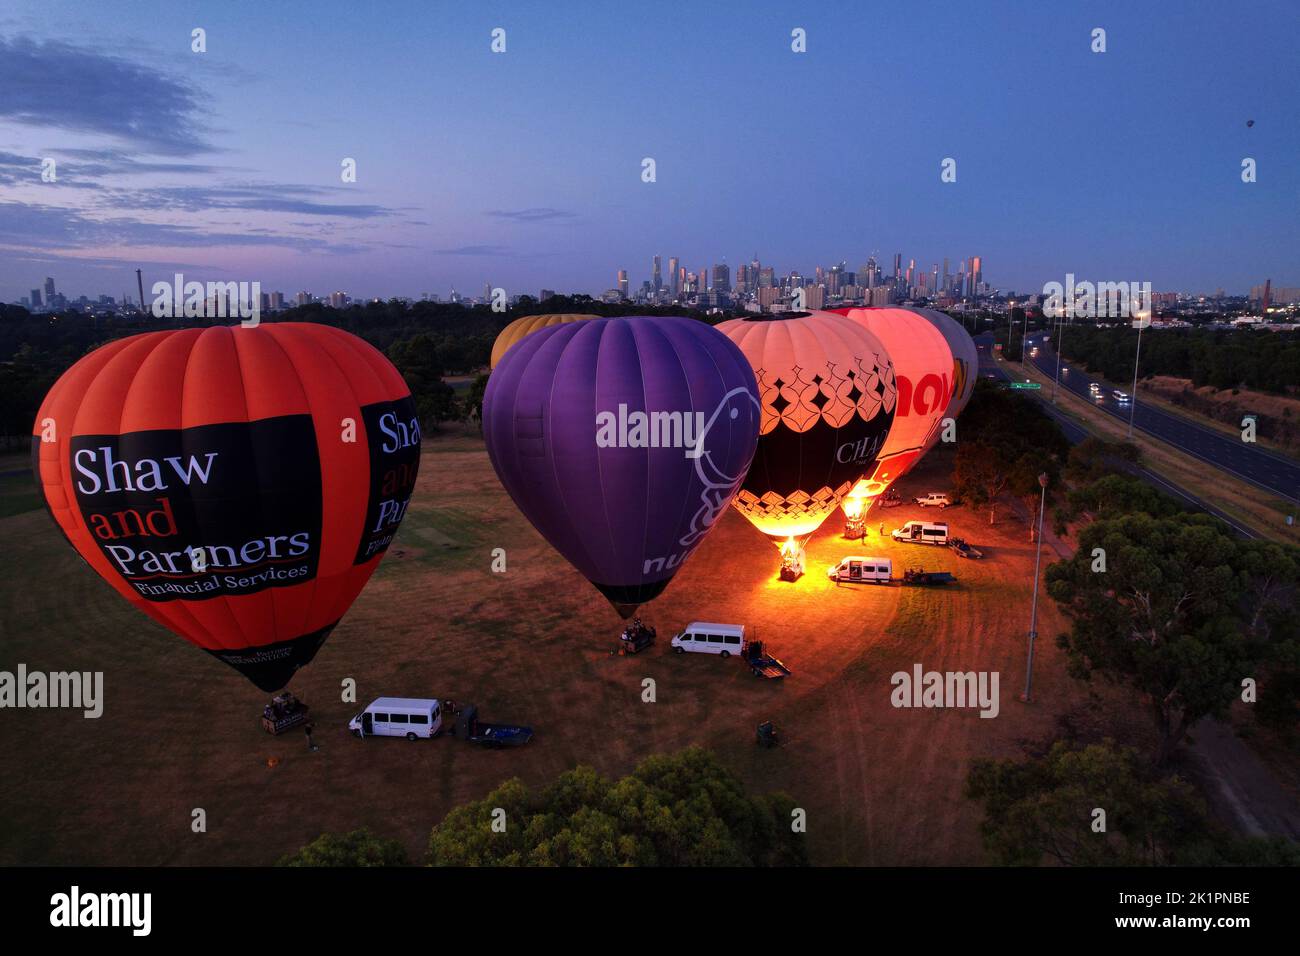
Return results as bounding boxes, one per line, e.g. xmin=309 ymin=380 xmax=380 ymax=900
xmin=843 ymin=516 xmax=865 ymax=540
xmin=261 ymin=691 xmax=311 ymax=736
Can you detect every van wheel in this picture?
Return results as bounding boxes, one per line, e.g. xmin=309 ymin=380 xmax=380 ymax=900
xmin=675 ymin=646 xmax=685 ymax=654
xmin=720 ymin=650 xmax=731 ymax=659
xmin=406 ymin=732 xmax=417 ymax=741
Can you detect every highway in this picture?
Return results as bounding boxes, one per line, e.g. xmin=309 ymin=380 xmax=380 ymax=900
xmin=1001 ymin=332 xmax=1300 ymax=506
xmin=973 ymin=335 xmax=1267 ymax=539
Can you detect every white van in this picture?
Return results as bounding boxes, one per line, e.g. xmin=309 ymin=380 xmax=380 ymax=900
xmin=892 ymin=520 xmax=949 ymax=546
xmin=828 ymin=556 xmax=893 ymax=584
xmin=671 ymin=622 xmax=745 ymax=657
xmin=348 ymin=697 xmax=443 ymax=740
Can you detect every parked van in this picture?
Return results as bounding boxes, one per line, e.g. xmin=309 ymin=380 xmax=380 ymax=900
xmin=892 ymin=520 xmax=949 ymax=546
xmin=348 ymin=697 xmax=443 ymax=740
xmin=827 ymin=556 xmax=893 ymax=584
xmin=671 ymin=622 xmax=745 ymax=657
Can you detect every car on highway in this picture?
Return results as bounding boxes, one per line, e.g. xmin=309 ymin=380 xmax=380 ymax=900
xmin=1113 ymin=389 xmax=1130 ymax=404
xmin=1088 ymin=382 xmax=1100 ymax=393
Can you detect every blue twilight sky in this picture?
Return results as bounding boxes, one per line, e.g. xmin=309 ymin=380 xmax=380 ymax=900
xmin=0 ymin=0 xmax=1296 ymax=304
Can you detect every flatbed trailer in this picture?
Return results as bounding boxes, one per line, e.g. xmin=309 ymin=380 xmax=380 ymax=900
xmin=452 ymin=703 xmax=534 ymax=748
xmin=900 ymin=568 xmax=957 ymax=586
xmin=742 ymin=640 xmax=791 ymax=679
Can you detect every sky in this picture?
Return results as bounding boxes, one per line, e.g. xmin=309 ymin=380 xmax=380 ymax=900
xmin=0 ymin=0 xmax=1297 ymax=304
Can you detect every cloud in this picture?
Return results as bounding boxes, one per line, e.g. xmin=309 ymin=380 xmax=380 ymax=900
xmin=101 ymin=184 xmax=397 ymax=218
xmin=0 ymin=200 xmax=366 ymax=253
xmin=431 ymin=244 xmax=513 ymax=256
xmin=486 ymin=207 xmax=577 ymax=223
xmin=0 ymin=36 xmax=211 ymax=155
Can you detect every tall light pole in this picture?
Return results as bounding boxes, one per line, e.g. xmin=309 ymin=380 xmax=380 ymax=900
xmin=1127 ymin=307 xmax=1151 ymax=439
xmin=1020 ymin=472 xmax=1050 ymax=703
xmin=1052 ymin=310 xmax=1065 ymax=403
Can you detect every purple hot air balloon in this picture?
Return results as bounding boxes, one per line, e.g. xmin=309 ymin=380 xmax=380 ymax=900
xmin=483 ymin=316 xmax=760 ymax=618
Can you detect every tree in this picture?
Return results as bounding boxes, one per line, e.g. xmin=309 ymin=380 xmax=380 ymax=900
xmin=1064 ymin=437 xmax=1142 ymax=484
xmin=426 ymin=748 xmax=806 ymax=867
xmin=1064 ymin=473 xmax=1182 ymax=521
xmin=954 ymin=442 xmax=1013 ymax=524
xmin=278 ymin=828 xmax=409 ymax=866
xmin=967 ymin=740 xmax=1209 ymax=865
xmin=1046 ymin=513 xmax=1258 ymax=764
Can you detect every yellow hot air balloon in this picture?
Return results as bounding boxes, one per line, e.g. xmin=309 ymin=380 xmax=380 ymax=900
xmin=715 ymin=311 xmax=897 ymax=579
xmin=490 ymin=313 xmax=600 ymax=369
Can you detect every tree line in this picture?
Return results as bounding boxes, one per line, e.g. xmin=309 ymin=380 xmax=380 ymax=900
xmin=1058 ymin=324 xmax=1300 ymax=394
xmin=0 ymin=297 xmax=736 ymax=444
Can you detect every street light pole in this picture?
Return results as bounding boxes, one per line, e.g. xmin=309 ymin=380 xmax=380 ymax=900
xmin=1127 ymin=312 xmax=1148 ymax=439
xmin=1021 ymin=472 xmax=1050 ymax=703
xmin=1052 ymin=312 xmax=1064 ymax=403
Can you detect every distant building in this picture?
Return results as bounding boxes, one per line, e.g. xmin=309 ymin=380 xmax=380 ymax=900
xmin=296 ymin=291 xmax=313 ymax=306
xmin=540 ymin=288 xmax=556 ymax=301
xmin=30 ymin=288 xmax=42 ymax=309
xmin=668 ymin=257 xmax=680 ymax=297
xmin=712 ymin=263 xmax=731 ymax=293
xmin=652 ymin=255 xmax=662 ymax=292
xmin=328 ymin=291 xmax=350 ymax=308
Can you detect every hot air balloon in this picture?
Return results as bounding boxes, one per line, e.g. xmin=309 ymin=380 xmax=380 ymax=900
xmin=715 ymin=311 xmax=896 ymax=578
xmin=490 ymin=313 xmax=600 ymax=369
xmin=483 ymin=316 xmax=760 ymax=619
xmin=31 ymin=323 xmax=420 ymax=692
xmin=909 ymin=307 xmax=977 ymax=418
xmin=829 ymin=307 xmax=957 ymax=534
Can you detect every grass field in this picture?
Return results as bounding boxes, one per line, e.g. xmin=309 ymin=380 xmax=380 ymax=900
xmin=0 ymin=433 xmax=1155 ymax=866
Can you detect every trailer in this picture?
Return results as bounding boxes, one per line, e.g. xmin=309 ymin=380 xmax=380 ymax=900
xmin=450 ymin=702 xmax=533 ymax=748
xmin=950 ymin=538 xmax=984 ymax=560
xmin=901 ymin=568 xmax=957 ymax=586
xmin=741 ymin=640 xmax=791 ymax=680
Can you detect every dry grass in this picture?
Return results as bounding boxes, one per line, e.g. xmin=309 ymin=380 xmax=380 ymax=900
xmin=0 ymin=434 xmax=1149 ymax=866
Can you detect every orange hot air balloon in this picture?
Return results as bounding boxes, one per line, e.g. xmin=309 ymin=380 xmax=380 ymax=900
xmin=715 ymin=311 xmax=897 ymax=561
xmin=490 ymin=313 xmax=600 ymax=369
xmin=829 ymin=307 xmax=956 ymax=499
xmin=31 ymin=323 xmax=421 ymax=692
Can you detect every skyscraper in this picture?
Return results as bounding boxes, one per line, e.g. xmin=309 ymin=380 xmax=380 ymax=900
xmin=712 ymin=263 xmax=731 ymax=293
xmin=44 ymin=277 xmax=55 ymax=300
xmin=652 ymin=255 xmax=662 ymax=292
xmin=30 ymin=288 xmax=42 ymax=308
xmin=668 ymin=257 xmax=679 ymax=297
xmin=617 ymin=269 xmax=629 ymax=298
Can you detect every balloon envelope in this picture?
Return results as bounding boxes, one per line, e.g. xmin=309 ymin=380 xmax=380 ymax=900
xmin=715 ymin=311 xmax=897 ymax=542
xmin=490 ymin=313 xmax=600 ymax=369
xmin=483 ymin=316 xmax=760 ymax=617
xmin=830 ymin=307 xmax=955 ymax=497
xmin=32 ymin=323 xmax=420 ymax=691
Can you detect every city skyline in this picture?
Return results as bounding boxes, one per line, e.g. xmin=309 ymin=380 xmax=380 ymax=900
xmin=1 ymin=0 xmax=1297 ymax=303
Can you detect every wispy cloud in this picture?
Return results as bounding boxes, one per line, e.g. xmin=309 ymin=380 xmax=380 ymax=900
xmin=0 ymin=36 xmax=211 ymax=156
xmin=0 ymin=201 xmax=366 ymax=253
xmin=486 ymin=207 xmax=577 ymax=224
